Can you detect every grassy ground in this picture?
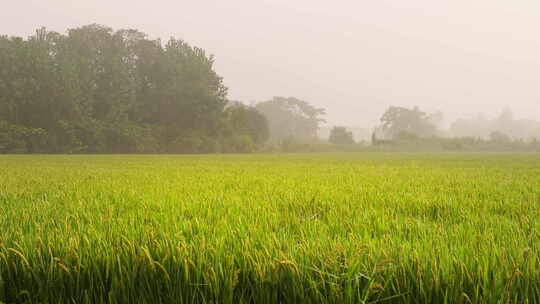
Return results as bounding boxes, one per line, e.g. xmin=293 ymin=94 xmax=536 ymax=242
xmin=1 ymin=153 xmax=539 ymax=303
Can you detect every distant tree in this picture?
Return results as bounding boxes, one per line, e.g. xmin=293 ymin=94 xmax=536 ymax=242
xmin=255 ymin=97 xmax=325 ymax=143
xmin=450 ymin=108 xmax=540 ymax=140
xmin=223 ymin=103 xmax=269 ymax=151
xmin=328 ymin=126 xmax=355 ymax=145
xmin=489 ymin=131 xmax=511 ymax=143
xmin=379 ymin=106 xmax=438 ymax=139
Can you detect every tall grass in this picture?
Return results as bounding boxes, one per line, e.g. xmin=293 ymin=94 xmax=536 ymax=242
xmin=1 ymin=154 xmax=539 ymax=303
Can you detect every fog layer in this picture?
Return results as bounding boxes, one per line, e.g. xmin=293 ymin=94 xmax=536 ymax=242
xmin=2 ymin=0 xmax=540 ymax=126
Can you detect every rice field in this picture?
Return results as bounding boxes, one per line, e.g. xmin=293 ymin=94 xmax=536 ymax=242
xmin=1 ymin=153 xmax=540 ymax=303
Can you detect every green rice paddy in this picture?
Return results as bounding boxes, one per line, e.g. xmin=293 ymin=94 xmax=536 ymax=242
xmin=1 ymin=154 xmax=539 ymax=303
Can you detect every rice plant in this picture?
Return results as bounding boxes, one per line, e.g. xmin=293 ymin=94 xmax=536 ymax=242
xmin=1 ymin=153 xmax=539 ymax=303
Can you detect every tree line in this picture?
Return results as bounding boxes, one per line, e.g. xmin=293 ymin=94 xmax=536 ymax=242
xmin=0 ymin=25 xmax=333 ymax=154
xmin=1 ymin=25 xmax=539 ymax=153
xmin=343 ymin=106 xmax=540 ymax=152
xmin=0 ymin=25 xmax=271 ymax=153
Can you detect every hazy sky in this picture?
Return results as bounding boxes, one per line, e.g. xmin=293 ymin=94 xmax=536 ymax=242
xmin=3 ymin=1 xmax=540 ymax=127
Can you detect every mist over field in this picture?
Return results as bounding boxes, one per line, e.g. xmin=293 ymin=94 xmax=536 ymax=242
xmin=2 ymin=3 xmax=540 ymax=303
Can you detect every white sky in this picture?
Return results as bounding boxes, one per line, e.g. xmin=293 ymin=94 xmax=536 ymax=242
xmin=3 ymin=0 xmax=540 ymax=127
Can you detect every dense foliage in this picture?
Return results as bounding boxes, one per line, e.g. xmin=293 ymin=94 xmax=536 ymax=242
xmin=1 ymin=154 xmax=540 ymax=303
xmin=375 ymin=106 xmax=442 ymax=140
xmin=366 ymin=106 xmax=540 ymax=152
xmin=328 ymin=126 xmax=355 ymax=145
xmin=0 ymin=25 xmax=268 ymax=154
xmin=255 ymin=97 xmax=326 ymax=144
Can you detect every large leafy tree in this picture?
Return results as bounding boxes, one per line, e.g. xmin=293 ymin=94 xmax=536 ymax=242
xmin=0 ymin=25 xmax=246 ymax=154
xmin=379 ymin=106 xmax=439 ymax=139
